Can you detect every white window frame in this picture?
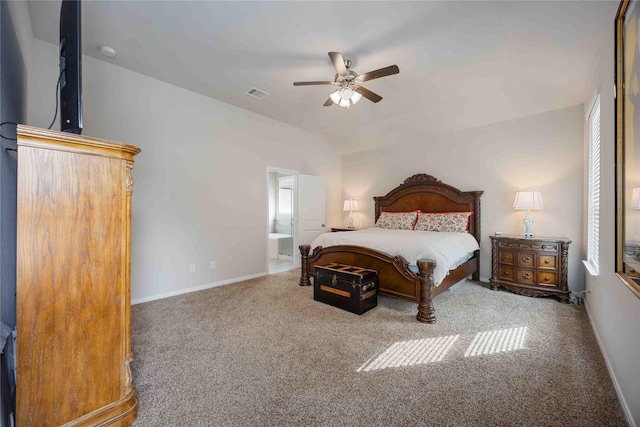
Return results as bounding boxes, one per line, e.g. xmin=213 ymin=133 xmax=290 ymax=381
xmin=585 ymin=95 xmax=601 ymax=276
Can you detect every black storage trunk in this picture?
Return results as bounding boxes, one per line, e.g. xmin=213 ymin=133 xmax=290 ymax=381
xmin=313 ymin=263 xmax=378 ymax=315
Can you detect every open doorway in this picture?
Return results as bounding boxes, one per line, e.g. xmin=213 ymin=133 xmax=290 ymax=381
xmin=267 ymin=169 xmax=296 ymax=274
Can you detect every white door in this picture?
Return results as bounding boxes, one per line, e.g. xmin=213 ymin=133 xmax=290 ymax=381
xmin=296 ymin=174 xmax=326 ymax=267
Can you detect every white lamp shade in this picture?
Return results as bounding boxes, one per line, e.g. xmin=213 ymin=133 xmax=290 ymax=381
xmin=513 ymin=191 xmax=543 ymax=210
xmin=343 ymin=199 xmax=359 ymax=211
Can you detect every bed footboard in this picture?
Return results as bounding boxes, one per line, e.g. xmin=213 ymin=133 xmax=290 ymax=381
xmin=299 ymin=244 xmax=439 ymax=323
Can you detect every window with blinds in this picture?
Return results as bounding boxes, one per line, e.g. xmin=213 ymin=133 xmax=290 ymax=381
xmin=586 ymin=95 xmax=601 ymax=275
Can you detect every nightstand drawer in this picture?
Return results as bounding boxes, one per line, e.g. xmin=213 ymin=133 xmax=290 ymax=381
xmin=538 ymin=272 xmax=556 ymax=286
xmin=498 ymin=240 xmax=559 ymax=253
xmin=537 ymin=243 xmax=559 ymax=252
xmin=498 ymin=265 xmax=515 ymax=281
xmin=538 ymin=255 xmax=556 ymax=269
xmin=498 ymin=241 xmax=519 ymax=249
xmin=500 ymin=251 xmax=515 ymax=264
xmin=517 ymin=253 xmax=535 ymax=267
xmin=516 ymin=269 xmax=536 ymax=285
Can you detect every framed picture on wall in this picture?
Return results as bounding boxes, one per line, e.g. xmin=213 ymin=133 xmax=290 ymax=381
xmin=615 ymin=0 xmax=640 ymax=298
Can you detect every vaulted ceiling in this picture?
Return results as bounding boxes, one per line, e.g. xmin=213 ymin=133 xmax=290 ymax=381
xmin=27 ymin=1 xmax=617 ymax=152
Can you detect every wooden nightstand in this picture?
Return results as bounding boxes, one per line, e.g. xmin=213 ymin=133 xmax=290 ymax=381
xmin=331 ymin=227 xmax=356 ymax=232
xmin=489 ymin=235 xmax=571 ymax=302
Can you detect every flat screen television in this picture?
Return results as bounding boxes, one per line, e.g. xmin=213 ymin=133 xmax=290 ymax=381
xmin=59 ymin=0 xmax=82 ymax=134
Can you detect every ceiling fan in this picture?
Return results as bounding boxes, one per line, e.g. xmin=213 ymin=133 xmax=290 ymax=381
xmin=293 ymin=52 xmax=400 ymax=109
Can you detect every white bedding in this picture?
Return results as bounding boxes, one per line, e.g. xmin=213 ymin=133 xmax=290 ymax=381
xmin=310 ymin=227 xmax=480 ymax=286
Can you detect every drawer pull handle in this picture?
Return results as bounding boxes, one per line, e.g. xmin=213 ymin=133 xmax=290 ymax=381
xmin=544 ymin=276 xmax=550 ymax=281
xmin=522 ymin=256 xmax=531 ymax=263
xmin=505 ymin=256 xmax=510 ymax=260
xmin=522 ymin=273 xmax=531 ymax=279
xmin=504 ymin=271 xmax=510 ymax=276
xmin=544 ymin=259 xmax=551 ymax=264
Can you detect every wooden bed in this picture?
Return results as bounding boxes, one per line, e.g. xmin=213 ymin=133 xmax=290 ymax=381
xmin=298 ymin=173 xmax=483 ymax=323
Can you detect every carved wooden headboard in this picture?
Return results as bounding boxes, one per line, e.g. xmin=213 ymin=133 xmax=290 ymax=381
xmin=373 ymin=174 xmax=483 ymax=244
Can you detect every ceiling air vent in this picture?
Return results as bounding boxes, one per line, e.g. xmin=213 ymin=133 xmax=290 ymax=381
xmin=247 ymin=87 xmax=269 ymax=99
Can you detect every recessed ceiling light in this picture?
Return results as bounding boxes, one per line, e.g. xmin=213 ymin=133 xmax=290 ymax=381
xmin=99 ymin=45 xmax=116 ymax=58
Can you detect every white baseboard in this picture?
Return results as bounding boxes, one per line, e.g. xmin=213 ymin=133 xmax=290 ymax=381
xmin=131 ymin=271 xmax=268 ymax=305
xmin=584 ymin=300 xmax=637 ymax=427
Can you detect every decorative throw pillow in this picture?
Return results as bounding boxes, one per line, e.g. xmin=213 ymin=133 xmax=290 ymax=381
xmin=414 ymin=212 xmax=472 ymax=233
xmin=375 ymin=211 xmax=418 ymax=230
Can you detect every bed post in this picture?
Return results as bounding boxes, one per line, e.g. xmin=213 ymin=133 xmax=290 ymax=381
xmin=472 ymin=191 xmax=482 ymax=282
xmin=416 ymin=259 xmax=437 ymax=323
xmin=299 ymin=244 xmax=311 ymax=286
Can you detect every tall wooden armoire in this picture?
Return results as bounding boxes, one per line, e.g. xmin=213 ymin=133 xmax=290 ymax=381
xmin=15 ymin=125 xmax=141 ymax=426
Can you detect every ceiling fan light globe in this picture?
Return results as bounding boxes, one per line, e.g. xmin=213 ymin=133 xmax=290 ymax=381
xmin=342 ymin=87 xmax=353 ymax=99
xmin=351 ymin=92 xmax=362 ymax=104
xmin=329 ymin=90 xmax=341 ymax=104
xmin=338 ymin=97 xmax=350 ymax=108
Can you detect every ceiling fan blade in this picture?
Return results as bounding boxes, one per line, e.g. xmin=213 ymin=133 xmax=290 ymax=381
xmin=354 ymin=86 xmax=383 ymax=103
xmin=358 ymin=65 xmax=400 ymax=82
xmin=293 ymin=81 xmax=333 ymax=86
xmin=328 ymin=52 xmax=348 ymax=77
xmin=323 ymin=97 xmax=334 ymax=107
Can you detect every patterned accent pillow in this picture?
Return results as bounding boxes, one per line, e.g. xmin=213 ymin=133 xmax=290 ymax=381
xmin=375 ymin=211 xmax=418 ymax=230
xmin=414 ymin=212 xmax=473 ymax=233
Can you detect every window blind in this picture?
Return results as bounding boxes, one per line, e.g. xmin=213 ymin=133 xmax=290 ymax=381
xmin=587 ymin=96 xmax=601 ymax=274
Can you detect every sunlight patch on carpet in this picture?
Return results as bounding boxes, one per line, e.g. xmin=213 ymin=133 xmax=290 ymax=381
xmin=357 ymin=335 xmax=460 ymax=372
xmin=464 ymin=326 xmax=527 ymax=357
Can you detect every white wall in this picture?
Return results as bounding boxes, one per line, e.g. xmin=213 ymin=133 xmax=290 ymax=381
xmin=582 ymin=11 xmax=640 ymax=426
xmin=342 ymin=105 xmax=585 ymax=292
xmin=5 ymin=1 xmax=32 ymax=76
xmin=1 ymin=0 xmax=33 ymax=328
xmin=28 ymin=39 xmax=342 ymax=302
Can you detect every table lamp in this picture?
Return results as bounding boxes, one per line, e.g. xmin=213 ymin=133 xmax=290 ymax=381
xmin=343 ymin=199 xmax=359 ymax=230
xmin=513 ymin=190 xmax=543 ymax=238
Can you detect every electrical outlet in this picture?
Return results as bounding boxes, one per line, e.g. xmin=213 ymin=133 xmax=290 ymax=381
xmin=189 ymin=264 xmax=196 ymax=273
xmin=210 ymin=261 xmax=216 ymax=270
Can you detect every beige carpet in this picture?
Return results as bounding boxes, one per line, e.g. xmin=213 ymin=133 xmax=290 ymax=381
xmin=130 ymin=270 xmax=627 ymax=426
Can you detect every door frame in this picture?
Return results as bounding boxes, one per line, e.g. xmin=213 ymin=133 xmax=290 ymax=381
xmin=266 ymin=167 xmax=298 ymax=273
